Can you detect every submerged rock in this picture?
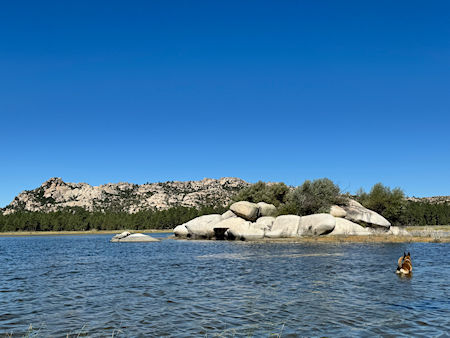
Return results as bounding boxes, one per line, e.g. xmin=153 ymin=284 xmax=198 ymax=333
xmin=111 ymin=233 xmax=160 ymax=242
xmin=230 ymin=201 xmax=259 ymax=221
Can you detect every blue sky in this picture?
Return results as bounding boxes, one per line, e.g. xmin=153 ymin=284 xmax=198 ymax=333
xmin=1 ymin=1 xmax=449 ymax=207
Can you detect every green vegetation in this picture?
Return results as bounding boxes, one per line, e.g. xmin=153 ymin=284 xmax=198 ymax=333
xmin=231 ymin=179 xmax=450 ymax=226
xmin=233 ymin=178 xmax=344 ymax=216
xmin=401 ymin=201 xmax=450 ymax=226
xmin=1 ymin=179 xmax=449 ymax=232
xmin=356 ymin=183 xmax=406 ymax=226
xmin=232 ymin=181 xmax=290 ymax=207
xmin=286 ymin=178 xmax=345 ymax=216
xmin=0 ymin=205 xmax=227 ymax=232
xmin=356 ymin=183 xmax=450 ymax=226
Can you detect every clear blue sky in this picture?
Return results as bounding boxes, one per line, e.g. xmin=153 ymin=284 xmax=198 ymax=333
xmin=1 ymin=1 xmax=449 ymax=207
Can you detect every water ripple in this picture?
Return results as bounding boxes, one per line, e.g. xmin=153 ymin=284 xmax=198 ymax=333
xmin=0 ymin=235 xmax=449 ymax=336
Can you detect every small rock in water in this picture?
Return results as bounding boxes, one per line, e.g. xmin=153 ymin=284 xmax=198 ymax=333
xmin=112 ymin=231 xmax=131 ymax=240
xmin=111 ymin=233 xmax=160 ymax=242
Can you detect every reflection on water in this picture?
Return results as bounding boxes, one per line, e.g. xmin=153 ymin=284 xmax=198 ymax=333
xmin=0 ymin=234 xmax=449 ymax=336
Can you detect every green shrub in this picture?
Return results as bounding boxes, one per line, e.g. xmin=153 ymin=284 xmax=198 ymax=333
xmin=232 ymin=181 xmax=291 ymax=207
xmin=288 ymin=178 xmax=344 ymax=216
xmin=356 ymin=183 xmax=405 ymax=226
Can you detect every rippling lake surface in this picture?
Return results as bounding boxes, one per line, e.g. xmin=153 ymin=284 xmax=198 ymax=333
xmin=0 ymin=234 xmax=449 ymax=337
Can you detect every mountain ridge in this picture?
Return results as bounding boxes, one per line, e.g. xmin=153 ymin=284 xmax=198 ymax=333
xmin=2 ymin=177 xmax=449 ymax=215
xmin=2 ymin=177 xmax=250 ymax=215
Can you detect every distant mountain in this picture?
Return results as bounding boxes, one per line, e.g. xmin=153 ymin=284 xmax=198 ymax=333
xmin=406 ymin=196 xmax=450 ymax=204
xmin=2 ymin=177 xmax=250 ymax=215
xmin=3 ymin=177 xmax=448 ymax=216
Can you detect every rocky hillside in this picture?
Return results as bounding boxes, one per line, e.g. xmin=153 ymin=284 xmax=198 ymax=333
xmin=406 ymin=196 xmax=450 ymax=204
xmin=2 ymin=177 xmax=249 ymax=215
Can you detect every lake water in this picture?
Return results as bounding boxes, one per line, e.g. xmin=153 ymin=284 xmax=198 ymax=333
xmin=0 ymin=234 xmax=449 ymax=337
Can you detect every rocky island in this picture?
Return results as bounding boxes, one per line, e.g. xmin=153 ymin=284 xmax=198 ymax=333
xmin=1 ymin=177 xmax=449 ymax=239
xmin=173 ymin=199 xmax=409 ymax=240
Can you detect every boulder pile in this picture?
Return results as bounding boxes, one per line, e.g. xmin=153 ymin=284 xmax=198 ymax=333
xmin=173 ymin=199 xmax=399 ymax=240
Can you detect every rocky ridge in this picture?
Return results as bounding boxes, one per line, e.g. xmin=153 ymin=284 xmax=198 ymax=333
xmin=406 ymin=196 xmax=450 ymax=204
xmin=2 ymin=177 xmax=249 ymax=215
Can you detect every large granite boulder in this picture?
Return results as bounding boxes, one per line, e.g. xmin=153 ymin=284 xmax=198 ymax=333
xmin=328 ymin=218 xmax=371 ymax=235
xmin=255 ymin=216 xmax=276 ymax=231
xmin=330 ymin=205 xmax=347 ymax=218
xmin=221 ymin=210 xmax=237 ymax=220
xmin=265 ymin=215 xmax=301 ymax=238
xmin=184 ymin=214 xmax=222 ymax=239
xmin=257 ymin=202 xmax=277 ymax=217
xmin=173 ymin=224 xmax=189 ymax=237
xmin=298 ymin=214 xmax=336 ymax=236
xmin=214 ymin=217 xmax=249 ymax=231
xmin=342 ymin=199 xmax=391 ymax=228
xmin=225 ymin=221 xmax=265 ymax=241
xmin=230 ymin=201 xmax=259 ymax=221
xmin=111 ymin=233 xmax=160 ymax=242
xmin=213 ymin=217 xmax=263 ymax=240
xmin=213 ymin=217 xmax=248 ymax=239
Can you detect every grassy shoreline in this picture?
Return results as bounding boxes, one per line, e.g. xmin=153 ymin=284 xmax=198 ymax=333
xmin=250 ymin=235 xmax=450 ymax=243
xmin=0 ymin=229 xmax=173 ymax=236
xmin=405 ymin=225 xmax=450 ymax=231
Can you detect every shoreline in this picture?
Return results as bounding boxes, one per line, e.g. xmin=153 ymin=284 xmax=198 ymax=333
xmin=172 ymin=234 xmax=450 ymax=243
xmin=0 ymin=229 xmax=173 ymax=237
xmin=1 ymin=226 xmax=448 ymax=243
xmin=248 ymin=235 xmax=450 ymax=243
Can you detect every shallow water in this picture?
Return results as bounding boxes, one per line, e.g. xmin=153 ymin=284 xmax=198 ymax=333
xmin=0 ymin=234 xmax=449 ymax=337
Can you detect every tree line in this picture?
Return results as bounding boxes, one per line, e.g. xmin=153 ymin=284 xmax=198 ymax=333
xmin=0 ymin=205 xmax=227 ymax=232
xmin=232 ymin=179 xmax=450 ymax=226
xmin=1 ymin=179 xmax=449 ymax=232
